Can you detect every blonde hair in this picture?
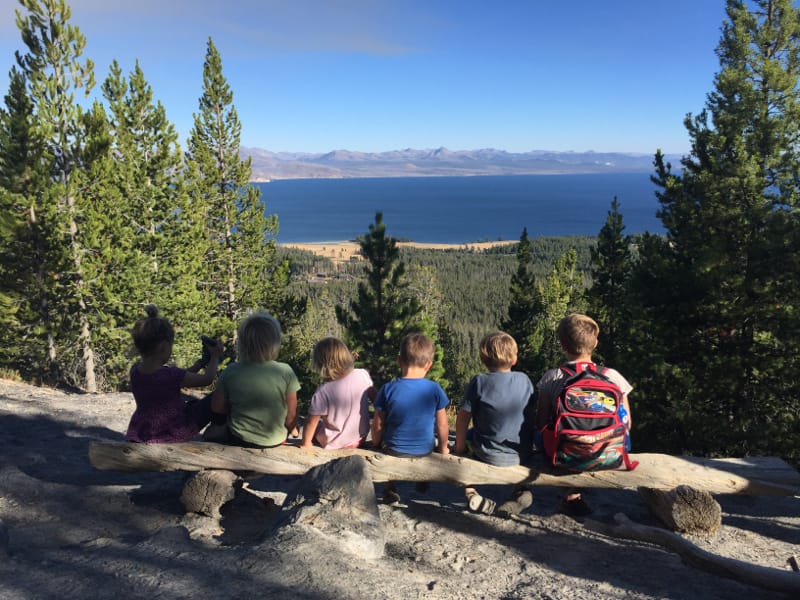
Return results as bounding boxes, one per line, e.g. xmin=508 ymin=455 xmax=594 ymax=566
xmin=312 ymin=337 xmax=354 ymax=381
xmin=131 ymin=304 xmax=174 ymax=356
xmin=557 ymin=313 xmax=599 ymax=356
xmin=398 ymin=333 xmax=434 ymax=367
xmin=237 ymin=311 xmax=282 ymax=363
xmin=479 ymin=331 xmax=518 ymax=370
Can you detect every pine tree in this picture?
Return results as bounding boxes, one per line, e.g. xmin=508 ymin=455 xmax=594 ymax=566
xmin=184 ymin=38 xmax=283 ymax=352
xmin=0 ymin=66 xmax=44 ymax=376
xmin=101 ymin=60 xmax=207 ymax=370
xmin=501 ymin=228 xmax=541 ymax=375
xmin=633 ymin=0 xmax=800 ymax=461
xmin=14 ymin=0 xmax=100 ymax=390
xmin=530 ymin=249 xmax=585 ymax=374
xmin=335 ymin=212 xmax=423 ymax=386
xmin=588 ymin=197 xmax=632 ymax=366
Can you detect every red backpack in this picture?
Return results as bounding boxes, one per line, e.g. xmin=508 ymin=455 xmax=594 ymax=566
xmin=540 ymin=362 xmax=638 ymax=472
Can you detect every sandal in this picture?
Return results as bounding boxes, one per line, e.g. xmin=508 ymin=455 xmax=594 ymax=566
xmin=560 ymin=490 xmax=592 ymax=517
xmin=465 ymin=487 xmax=496 ymax=515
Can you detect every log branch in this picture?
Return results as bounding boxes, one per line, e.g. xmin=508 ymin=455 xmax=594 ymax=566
xmin=584 ymin=513 xmax=800 ymax=595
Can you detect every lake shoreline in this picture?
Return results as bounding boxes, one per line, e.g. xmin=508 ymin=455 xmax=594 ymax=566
xmin=281 ymin=239 xmax=517 ymax=261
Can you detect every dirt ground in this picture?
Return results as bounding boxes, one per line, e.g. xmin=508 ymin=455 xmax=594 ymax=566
xmin=0 ymin=378 xmax=798 ymax=599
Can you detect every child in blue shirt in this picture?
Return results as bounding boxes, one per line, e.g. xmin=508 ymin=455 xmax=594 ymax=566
xmin=372 ymin=333 xmax=450 ymax=457
xmin=372 ymin=333 xmax=450 ymax=503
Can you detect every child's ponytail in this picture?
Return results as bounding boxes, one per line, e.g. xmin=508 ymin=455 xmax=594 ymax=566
xmin=132 ymin=304 xmax=175 ymax=356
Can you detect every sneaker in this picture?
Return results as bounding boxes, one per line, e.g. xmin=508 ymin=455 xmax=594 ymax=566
xmin=496 ymin=488 xmax=533 ymax=517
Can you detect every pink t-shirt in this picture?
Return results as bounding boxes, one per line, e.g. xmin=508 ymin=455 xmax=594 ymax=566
xmin=308 ymin=368 xmax=372 ymax=449
xmin=126 ymin=364 xmax=199 ymax=443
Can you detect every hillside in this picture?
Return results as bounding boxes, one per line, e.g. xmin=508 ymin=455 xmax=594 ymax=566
xmin=243 ymin=147 xmax=680 ymax=181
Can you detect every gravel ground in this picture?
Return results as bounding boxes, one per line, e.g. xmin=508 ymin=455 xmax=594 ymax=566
xmin=0 ymin=379 xmax=797 ymax=599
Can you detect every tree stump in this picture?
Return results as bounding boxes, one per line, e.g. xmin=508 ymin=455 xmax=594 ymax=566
xmin=180 ymin=469 xmax=239 ymax=517
xmin=274 ymin=455 xmax=385 ymax=559
xmin=638 ymin=485 xmax=721 ymax=534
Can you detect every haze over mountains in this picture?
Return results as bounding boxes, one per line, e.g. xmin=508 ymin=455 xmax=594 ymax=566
xmin=243 ymin=147 xmax=681 ymax=181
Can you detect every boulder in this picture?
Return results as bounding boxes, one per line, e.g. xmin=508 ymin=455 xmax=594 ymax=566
xmin=274 ymin=455 xmax=385 ymax=559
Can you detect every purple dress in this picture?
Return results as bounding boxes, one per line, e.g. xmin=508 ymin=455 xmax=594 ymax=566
xmin=126 ymin=365 xmax=202 ymax=443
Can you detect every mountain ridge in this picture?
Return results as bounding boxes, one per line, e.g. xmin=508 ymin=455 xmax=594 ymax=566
xmin=242 ymin=146 xmax=680 ymax=181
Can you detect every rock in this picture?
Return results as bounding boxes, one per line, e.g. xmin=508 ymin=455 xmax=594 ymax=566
xmin=180 ymin=469 xmax=239 ymax=517
xmin=638 ymin=485 xmax=722 ymax=534
xmin=274 ymin=455 xmax=385 ymax=559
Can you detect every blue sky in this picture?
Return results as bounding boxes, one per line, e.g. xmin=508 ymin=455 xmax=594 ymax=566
xmin=0 ymin=0 xmax=729 ymax=154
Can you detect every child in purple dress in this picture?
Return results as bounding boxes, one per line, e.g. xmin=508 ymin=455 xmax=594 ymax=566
xmin=125 ymin=305 xmax=222 ymax=443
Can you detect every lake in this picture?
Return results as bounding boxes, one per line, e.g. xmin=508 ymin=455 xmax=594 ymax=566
xmin=257 ymin=172 xmax=664 ymax=243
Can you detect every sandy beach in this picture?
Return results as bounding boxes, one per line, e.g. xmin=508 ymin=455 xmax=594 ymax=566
xmin=281 ymin=240 xmax=516 ymax=262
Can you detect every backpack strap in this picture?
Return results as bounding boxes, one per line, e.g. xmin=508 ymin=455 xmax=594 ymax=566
xmin=622 ymin=452 xmax=639 ymax=471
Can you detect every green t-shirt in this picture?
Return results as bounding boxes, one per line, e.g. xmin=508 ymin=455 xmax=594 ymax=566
xmin=217 ymin=360 xmax=300 ymax=447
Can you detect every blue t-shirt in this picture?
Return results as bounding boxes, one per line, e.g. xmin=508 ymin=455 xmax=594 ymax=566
xmin=374 ymin=377 xmax=450 ymax=456
xmin=461 ymin=371 xmax=534 ymax=466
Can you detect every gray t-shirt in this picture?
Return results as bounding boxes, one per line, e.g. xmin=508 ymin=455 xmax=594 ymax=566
xmin=461 ymin=371 xmax=534 ymax=467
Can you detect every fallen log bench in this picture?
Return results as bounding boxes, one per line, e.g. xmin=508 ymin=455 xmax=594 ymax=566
xmin=88 ymin=440 xmax=800 ymax=496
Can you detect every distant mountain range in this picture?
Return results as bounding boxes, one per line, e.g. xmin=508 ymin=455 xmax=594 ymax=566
xmin=242 ymin=147 xmax=681 ymax=181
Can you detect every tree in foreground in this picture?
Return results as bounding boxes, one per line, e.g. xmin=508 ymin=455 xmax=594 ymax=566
xmin=13 ymin=0 xmax=101 ymax=390
xmin=336 ymin=212 xmax=424 ymax=387
xmin=184 ymin=38 xmax=285 ymax=354
xmin=588 ymin=197 xmax=632 ymax=367
xmin=630 ymin=0 xmax=800 ymax=462
xmin=501 ymin=228 xmax=541 ymax=375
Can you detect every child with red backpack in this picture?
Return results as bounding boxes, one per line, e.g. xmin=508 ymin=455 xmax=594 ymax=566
xmin=535 ymin=313 xmax=635 ymax=516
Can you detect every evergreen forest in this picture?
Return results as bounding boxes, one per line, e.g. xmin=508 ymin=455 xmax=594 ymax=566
xmin=0 ymin=0 xmax=798 ymax=467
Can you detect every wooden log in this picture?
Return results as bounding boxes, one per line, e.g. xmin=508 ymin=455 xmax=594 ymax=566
xmin=638 ymin=485 xmax=722 ymax=534
xmin=87 ymin=441 xmax=800 ymax=496
xmin=584 ymin=513 xmax=800 ymax=595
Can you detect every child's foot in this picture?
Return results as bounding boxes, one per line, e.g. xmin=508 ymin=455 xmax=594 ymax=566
xmin=382 ymin=482 xmax=401 ymax=505
xmin=496 ymin=487 xmax=533 ymax=517
xmin=560 ymin=490 xmax=592 ymax=518
xmin=465 ymin=487 xmax=496 ymax=515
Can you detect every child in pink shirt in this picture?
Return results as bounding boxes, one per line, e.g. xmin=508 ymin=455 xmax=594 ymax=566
xmin=300 ymin=337 xmax=372 ymax=449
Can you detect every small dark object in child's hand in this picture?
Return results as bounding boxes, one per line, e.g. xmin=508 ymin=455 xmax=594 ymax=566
xmin=200 ymin=335 xmax=216 ymax=364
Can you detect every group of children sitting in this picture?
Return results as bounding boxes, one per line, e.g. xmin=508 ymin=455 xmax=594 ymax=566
xmin=125 ymin=305 xmax=632 ymax=516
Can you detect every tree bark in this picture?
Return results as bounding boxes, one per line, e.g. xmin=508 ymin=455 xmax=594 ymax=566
xmin=88 ymin=441 xmax=800 ymax=496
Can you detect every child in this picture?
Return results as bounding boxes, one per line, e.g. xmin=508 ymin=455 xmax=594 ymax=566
xmin=536 ymin=313 xmax=633 ymax=516
xmin=126 ymin=304 xmax=222 ymax=443
xmin=299 ymin=337 xmax=372 ymax=450
xmin=453 ymin=331 xmax=535 ymax=515
xmin=371 ymin=333 xmax=450 ymax=457
xmin=454 ymin=331 xmax=534 ymax=466
xmin=372 ymin=333 xmax=450 ymax=503
xmin=209 ymin=311 xmax=300 ymax=448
